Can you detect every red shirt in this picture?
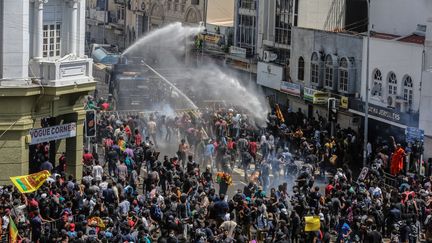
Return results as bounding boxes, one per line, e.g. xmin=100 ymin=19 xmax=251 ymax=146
xmin=227 ymin=141 xmax=235 ymax=150
xmin=135 ymin=134 xmax=142 ymax=146
xmin=83 ymin=153 xmax=94 ymax=165
xmin=249 ymin=142 xmax=257 ymax=155
xmin=101 ymin=102 xmax=109 ymax=110
xmin=325 ymin=184 xmax=334 ymax=196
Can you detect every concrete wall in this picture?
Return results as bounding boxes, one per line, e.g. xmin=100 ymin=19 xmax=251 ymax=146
xmin=290 ymin=27 xmax=363 ymax=94
xmin=370 ymin=0 xmax=432 ymax=36
xmin=360 ymin=37 xmax=424 ymax=112
xmin=420 ymin=70 xmax=432 ymax=142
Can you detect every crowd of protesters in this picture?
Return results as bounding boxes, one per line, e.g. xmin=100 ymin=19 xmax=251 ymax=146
xmin=1 ymin=97 xmax=432 ymax=243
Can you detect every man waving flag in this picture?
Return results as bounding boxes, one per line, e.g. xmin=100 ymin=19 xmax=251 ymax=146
xmin=9 ymin=216 xmax=20 ymax=243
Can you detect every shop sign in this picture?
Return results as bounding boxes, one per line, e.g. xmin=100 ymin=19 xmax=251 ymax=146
xmin=406 ymin=127 xmax=424 ymax=143
xmin=257 ymin=62 xmax=283 ymax=90
xmin=303 ymin=87 xmax=329 ymax=104
xmin=303 ymin=87 xmax=315 ymax=102
xmin=229 ymin=46 xmax=247 ymax=59
xmin=367 ymin=106 xmax=401 ymax=122
xmin=280 ymin=81 xmax=300 ymax=97
xmin=348 ymin=99 xmax=419 ymax=126
xmin=340 ymin=96 xmax=349 ymax=109
xmin=203 ymin=33 xmax=223 ymax=44
xmin=313 ymin=91 xmax=330 ymax=105
xmin=29 ymin=123 xmax=77 ymax=145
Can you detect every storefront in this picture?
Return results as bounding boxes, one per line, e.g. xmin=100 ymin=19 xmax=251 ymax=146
xmin=349 ymin=99 xmax=420 ymax=145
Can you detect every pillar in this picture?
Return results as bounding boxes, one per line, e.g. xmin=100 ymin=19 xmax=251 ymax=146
xmin=69 ymin=0 xmax=79 ymax=55
xmin=33 ymin=0 xmax=46 ymax=59
xmin=64 ymin=110 xmax=85 ymax=181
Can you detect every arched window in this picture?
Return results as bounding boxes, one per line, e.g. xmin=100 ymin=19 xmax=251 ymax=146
xmin=387 ymin=72 xmax=397 ymax=96
xmin=339 ymin=58 xmax=348 ymax=92
xmin=310 ymin=53 xmax=319 ymax=85
xmin=372 ymin=69 xmax=382 ymax=97
xmin=403 ymin=75 xmax=413 ymax=107
xmin=324 ymin=55 xmax=334 ymax=88
xmin=298 ymin=57 xmax=304 ymax=81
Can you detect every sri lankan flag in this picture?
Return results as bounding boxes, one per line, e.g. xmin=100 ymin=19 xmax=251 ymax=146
xmin=10 ymin=170 xmax=51 ymax=194
xmin=9 ymin=216 xmax=19 ymax=243
xmin=275 ymin=104 xmax=285 ymax=123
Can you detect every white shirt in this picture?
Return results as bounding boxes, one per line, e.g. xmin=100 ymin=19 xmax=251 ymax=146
xmin=2 ymin=215 xmax=9 ymax=230
xmin=92 ymin=165 xmax=103 ymax=181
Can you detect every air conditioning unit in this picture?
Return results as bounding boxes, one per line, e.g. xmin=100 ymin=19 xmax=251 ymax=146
xmin=263 ymin=51 xmax=277 ymax=62
xmin=387 ymin=95 xmax=396 ymax=107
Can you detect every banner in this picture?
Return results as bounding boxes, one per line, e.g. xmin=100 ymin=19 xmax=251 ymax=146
xmin=304 ymin=216 xmax=321 ymax=232
xmin=29 ymin=123 xmax=76 ymax=145
xmin=10 ymin=170 xmax=51 ymax=193
xmin=280 ymin=81 xmax=301 ymax=97
xmin=303 ymin=87 xmax=315 ymax=102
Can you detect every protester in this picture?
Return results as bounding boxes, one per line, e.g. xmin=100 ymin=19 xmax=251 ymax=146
xmin=3 ymin=101 xmax=429 ymax=243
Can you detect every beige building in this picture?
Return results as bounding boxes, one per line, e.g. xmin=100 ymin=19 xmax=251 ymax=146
xmin=86 ymin=0 xmax=207 ymax=50
xmin=86 ymin=0 xmax=234 ymax=50
xmin=0 ymin=0 xmax=95 ymax=184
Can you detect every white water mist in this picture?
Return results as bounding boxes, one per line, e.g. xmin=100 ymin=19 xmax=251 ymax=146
xmin=121 ymin=22 xmax=269 ymax=124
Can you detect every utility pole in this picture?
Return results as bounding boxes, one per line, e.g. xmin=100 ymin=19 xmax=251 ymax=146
xmin=103 ymin=0 xmax=108 ymax=44
xmin=363 ymin=0 xmax=371 ymax=168
xmin=123 ymin=0 xmax=127 ymax=49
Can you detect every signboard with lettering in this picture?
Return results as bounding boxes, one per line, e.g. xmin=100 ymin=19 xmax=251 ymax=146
xmin=229 ymin=46 xmax=247 ymax=59
xmin=29 ymin=123 xmax=77 ymax=145
xmin=280 ymin=81 xmax=301 ymax=97
xmin=303 ymin=87 xmax=329 ymax=104
xmin=348 ymin=99 xmax=419 ymax=126
xmin=406 ymin=127 xmax=424 ymax=143
xmin=257 ymin=62 xmax=283 ymax=90
xmin=303 ymin=87 xmax=315 ymax=102
xmin=313 ymin=91 xmax=330 ymax=104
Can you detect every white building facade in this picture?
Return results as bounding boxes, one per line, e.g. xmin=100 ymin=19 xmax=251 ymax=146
xmin=0 ymin=0 xmax=95 ymax=183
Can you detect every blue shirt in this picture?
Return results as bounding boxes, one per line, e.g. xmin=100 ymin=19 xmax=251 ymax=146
xmin=204 ymin=144 xmax=214 ymax=157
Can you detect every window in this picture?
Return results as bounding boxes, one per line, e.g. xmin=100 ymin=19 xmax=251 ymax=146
xmin=240 ymin=0 xmax=256 ymax=10
xmin=339 ymin=58 xmax=348 ymax=92
xmin=275 ymin=0 xmax=291 ymax=45
xmin=237 ymin=13 xmax=256 ymax=55
xmin=324 ymin=55 xmax=334 ymax=88
xmin=174 ymin=0 xmax=179 ymax=11
xmin=311 ymin=53 xmax=319 ymax=85
xmin=372 ymin=69 xmax=383 ymax=97
xmin=181 ymin=0 xmax=186 ymax=12
xmin=43 ymin=23 xmax=61 ymax=57
xmin=298 ymin=57 xmax=304 ymax=81
xmin=403 ymin=75 xmax=413 ymax=107
xmin=387 ymin=72 xmax=397 ymax=95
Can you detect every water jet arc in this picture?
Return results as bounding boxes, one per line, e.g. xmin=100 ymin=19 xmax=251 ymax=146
xmin=142 ymin=62 xmax=198 ymax=110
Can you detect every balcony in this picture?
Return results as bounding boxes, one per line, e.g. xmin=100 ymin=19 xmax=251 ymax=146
xmin=32 ymin=56 xmax=93 ymax=87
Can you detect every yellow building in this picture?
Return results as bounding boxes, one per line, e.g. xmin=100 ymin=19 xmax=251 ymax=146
xmin=0 ymin=0 xmax=95 ymax=184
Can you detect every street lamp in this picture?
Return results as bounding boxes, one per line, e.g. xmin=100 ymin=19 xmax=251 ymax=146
xmin=363 ymin=0 xmax=370 ymax=168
